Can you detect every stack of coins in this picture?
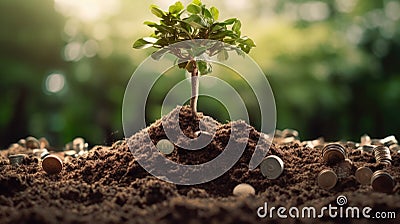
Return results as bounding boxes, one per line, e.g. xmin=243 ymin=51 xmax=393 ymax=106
xmin=260 ymin=155 xmax=284 ymax=180
xmin=322 ymin=143 xmax=346 ymax=164
xmin=371 ymin=170 xmax=395 ymax=193
xmin=373 ymin=146 xmax=392 ymax=165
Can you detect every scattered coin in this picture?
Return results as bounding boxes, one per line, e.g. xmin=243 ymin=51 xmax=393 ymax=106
xmin=318 ymin=169 xmax=338 ymax=190
xmin=389 ymin=144 xmax=400 ymax=153
xmin=360 ymin=134 xmax=371 ymax=146
xmin=26 ymin=136 xmax=40 ymax=149
xmin=322 ymin=143 xmax=346 ymax=164
xmin=73 ymin=137 xmax=85 ymax=151
xmin=40 ymin=150 xmax=50 ymax=160
xmin=32 ymin=148 xmax=48 ymax=158
xmin=64 ymin=150 xmax=77 ymax=157
xmin=359 ymin=144 xmax=375 ymax=153
xmin=233 ymin=183 xmax=255 ymax=197
xmin=18 ymin=139 xmax=26 ymax=147
xmin=371 ymin=170 xmax=395 ymax=194
xmin=8 ymin=154 xmax=25 ymax=166
xmin=282 ymin=129 xmax=299 ymax=138
xmin=156 ymin=139 xmax=175 ymax=155
xmin=260 ymin=155 xmax=284 ymax=179
xmin=39 ymin=137 xmax=49 ymax=149
xmin=371 ymin=139 xmax=383 ymax=146
xmin=274 ymin=130 xmax=283 ymax=138
xmin=355 ymin=167 xmax=373 ymax=185
xmin=194 ymin=130 xmax=213 ymax=138
xmin=42 ymin=155 xmax=63 ymax=175
xmin=380 ymin=135 xmax=398 ymax=147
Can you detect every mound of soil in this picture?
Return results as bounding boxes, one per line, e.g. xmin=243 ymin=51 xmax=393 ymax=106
xmin=0 ymin=106 xmax=399 ymax=223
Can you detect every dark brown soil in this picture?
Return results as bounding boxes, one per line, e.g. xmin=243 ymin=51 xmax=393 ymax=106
xmin=0 ymin=106 xmax=399 ymax=223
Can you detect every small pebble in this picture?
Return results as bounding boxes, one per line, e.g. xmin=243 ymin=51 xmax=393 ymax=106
xmin=42 ymin=155 xmax=63 ymax=175
xmin=260 ymin=155 xmax=284 ymax=179
xmin=156 ymin=139 xmax=175 ymax=155
xmin=233 ymin=183 xmax=255 ymax=197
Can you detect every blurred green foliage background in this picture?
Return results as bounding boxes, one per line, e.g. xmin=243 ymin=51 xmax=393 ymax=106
xmin=0 ymin=0 xmax=399 ymax=148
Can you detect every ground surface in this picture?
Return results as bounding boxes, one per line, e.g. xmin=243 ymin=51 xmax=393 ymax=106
xmin=0 ymin=106 xmax=399 ymax=223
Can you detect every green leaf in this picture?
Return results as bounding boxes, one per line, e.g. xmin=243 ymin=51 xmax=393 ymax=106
xmin=203 ymin=8 xmax=212 ymax=20
xmin=192 ymin=0 xmax=202 ymax=6
xmin=232 ymin=20 xmax=241 ymax=34
xmin=187 ymin=4 xmax=201 ymax=14
xmin=151 ymin=48 xmax=169 ymax=60
xmin=210 ymin=7 xmax=219 ymax=20
xmin=183 ymin=14 xmax=206 ymax=29
xmin=197 ymin=60 xmax=212 ymax=75
xmin=150 ymin=5 xmax=165 ymax=18
xmin=217 ymin=49 xmax=229 ymax=61
xmin=239 ymin=37 xmax=256 ymax=47
xmin=133 ymin=38 xmax=154 ymax=49
xmin=222 ymin=18 xmax=237 ymax=25
xmin=144 ymin=21 xmax=157 ymax=26
xmin=169 ymin=1 xmax=184 ymax=14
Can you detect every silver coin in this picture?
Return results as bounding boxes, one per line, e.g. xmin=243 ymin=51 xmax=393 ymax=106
xmin=260 ymin=155 xmax=284 ymax=179
xmin=156 ymin=139 xmax=175 ymax=155
xmin=8 ymin=154 xmax=25 ymax=166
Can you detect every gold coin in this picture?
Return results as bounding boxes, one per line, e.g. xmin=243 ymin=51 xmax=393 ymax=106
xmin=42 ymin=155 xmax=63 ymax=175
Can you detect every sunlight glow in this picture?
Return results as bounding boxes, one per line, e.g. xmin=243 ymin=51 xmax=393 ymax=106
xmin=54 ymin=0 xmax=120 ymax=21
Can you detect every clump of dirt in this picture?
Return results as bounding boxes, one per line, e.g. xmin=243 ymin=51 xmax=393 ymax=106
xmin=0 ymin=106 xmax=399 ymax=223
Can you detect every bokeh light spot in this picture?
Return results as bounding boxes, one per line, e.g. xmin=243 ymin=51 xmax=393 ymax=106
xmin=45 ymin=73 xmax=66 ymax=94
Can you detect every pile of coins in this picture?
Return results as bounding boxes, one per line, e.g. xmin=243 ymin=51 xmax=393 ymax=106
xmin=64 ymin=137 xmax=89 ymax=158
xmin=314 ymin=134 xmax=397 ymax=193
xmin=7 ymin=136 xmax=91 ymax=175
xmin=318 ymin=143 xmax=351 ymax=190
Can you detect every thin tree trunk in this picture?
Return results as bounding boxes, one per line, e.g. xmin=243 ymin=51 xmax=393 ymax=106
xmin=190 ymin=63 xmax=199 ymax=116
